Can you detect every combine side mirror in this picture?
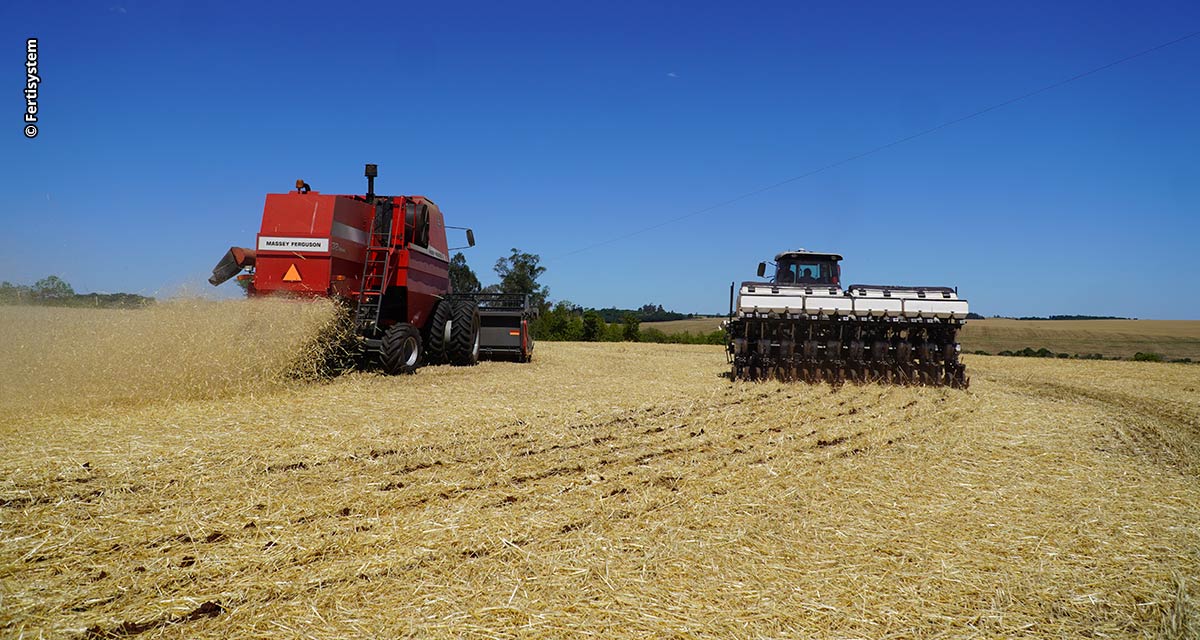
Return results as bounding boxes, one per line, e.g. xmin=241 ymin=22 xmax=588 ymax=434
xmin=445 ymin=225 xmax=476 ymax=250
xmin=756 ymin=262 xmax=766 ymax=278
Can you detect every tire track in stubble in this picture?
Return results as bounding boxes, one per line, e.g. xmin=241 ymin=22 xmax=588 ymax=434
xmin=360 ymin=385 xmax=952 ymax=513
xmin=995 ymin=375 xmax=1199 ymax=475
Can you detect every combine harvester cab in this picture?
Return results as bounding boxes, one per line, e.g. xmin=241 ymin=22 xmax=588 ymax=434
xmin=208 ymin=164 xmax=532 ymax=374
xmin=725 ymin=250 xmax=969 ymax=387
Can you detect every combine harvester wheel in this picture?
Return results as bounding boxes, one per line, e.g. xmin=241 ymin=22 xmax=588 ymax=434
xmin=447 ymin=299 xmax=481 ymax=366
xmin=381 ymin=323 xmax=423 ymax=375
xmin=424 ymin=299 xmax=452 ymax=365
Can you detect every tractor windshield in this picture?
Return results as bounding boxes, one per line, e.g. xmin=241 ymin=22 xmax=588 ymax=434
xmin=776 ymin=260 xmax=837 ymax=285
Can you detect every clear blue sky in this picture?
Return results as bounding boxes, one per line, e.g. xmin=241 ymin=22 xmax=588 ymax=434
xmin=4 ymin=1 xmax=1198 ymax=318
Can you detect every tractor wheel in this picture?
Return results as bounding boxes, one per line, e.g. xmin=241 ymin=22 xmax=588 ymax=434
xmin=425 ymin=299 xmax=451 ymax=365
xmin=380 ymin=322 xmax=423 ymax=375
xmin=447 ymin=299 xmax=480 ymax=366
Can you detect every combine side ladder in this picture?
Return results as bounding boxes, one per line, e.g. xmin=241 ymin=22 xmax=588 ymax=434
xmin=354 ymin=203 xmax=394 ymax=336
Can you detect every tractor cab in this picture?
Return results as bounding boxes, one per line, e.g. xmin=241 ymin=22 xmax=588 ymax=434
xmin=758 ymin=250 xmax=842 ymax=286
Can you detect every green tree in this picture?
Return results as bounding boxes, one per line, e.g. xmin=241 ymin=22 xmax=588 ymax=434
xmin=449 ymin=252 xmax=481 ymax=294
xmin=33 ymin=275 xmax=74 ymax=300
xmin=581 ymin=310 xmax=605 ymax=342
xmin=494 ymin=248 xmax=548 ymax=310
xmin=532 ymin=300 xmax=582 ymax=341
xmin=0 ymin=281 xmax=30 ymax=304
xmin=622 ymin=313 xmax=640 ymax=342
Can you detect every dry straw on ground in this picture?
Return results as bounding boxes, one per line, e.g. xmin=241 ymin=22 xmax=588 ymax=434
xmin=1 ymin=308 xmax=1198 ymax=638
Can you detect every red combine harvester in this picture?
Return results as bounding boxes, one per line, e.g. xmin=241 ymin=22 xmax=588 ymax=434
xmin=209 ymin=164 xmax=534 ymax=373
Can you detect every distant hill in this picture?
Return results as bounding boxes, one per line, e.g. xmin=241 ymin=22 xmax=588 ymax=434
xmin=591 ymin=304 xmax=700 ymax=323
xmin=641 ymin=316 xmax=1200 ymax=361
xmin=961 ymin=318 xmax=1199 ymax=360
xmin=1013 ymin=315 xmax=1133 ymax=321
xmin=642 ymin=317 xmax=726 ymax=334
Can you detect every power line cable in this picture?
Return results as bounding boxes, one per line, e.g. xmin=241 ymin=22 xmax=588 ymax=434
xmin=553 ymin=30 xmax=1199 ymax=260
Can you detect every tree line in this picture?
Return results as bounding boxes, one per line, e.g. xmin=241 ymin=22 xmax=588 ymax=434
xmin=1014 ymin=315 xmax=1133 ymax=321
xmin=0 ymin=276 xmax=154 ymax=308
xmin=450 ymin=250 xmax=718 ymax=344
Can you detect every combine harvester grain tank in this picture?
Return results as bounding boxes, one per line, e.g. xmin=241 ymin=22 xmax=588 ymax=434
xmin=208 ymin=164 xmax=536 ymax=373
xmin=725 ymin=249 xmax=969 ymax=387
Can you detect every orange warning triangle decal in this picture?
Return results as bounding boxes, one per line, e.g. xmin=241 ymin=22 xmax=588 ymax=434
xmin=283 ymin=264 xmax=302 ymax=282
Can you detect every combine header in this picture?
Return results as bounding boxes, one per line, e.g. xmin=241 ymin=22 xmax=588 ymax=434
xmin=726 ymin=250 xmax=969 ymax=387
xmin=209 ymin=164 xmax=534 ymax=373
xmin=473 ymin=293 xmax=538 ymax=362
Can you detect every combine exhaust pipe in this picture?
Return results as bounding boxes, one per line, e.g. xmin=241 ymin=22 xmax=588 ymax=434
xmin=208 ymin=247 xmax=256 ymax=286
xmin=364 ymin=163 xmax=378 ymax=202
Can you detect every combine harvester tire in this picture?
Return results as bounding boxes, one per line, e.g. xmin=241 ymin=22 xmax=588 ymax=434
xmin=380 ymin=323 xmax=423 ymax=375
xmin=425 ymin=299 xmax=452 ymax=365
xmin=448 ymin=299 xmax=481 ymax=366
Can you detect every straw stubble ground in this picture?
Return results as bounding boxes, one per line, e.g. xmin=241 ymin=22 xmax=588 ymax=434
xmin=1 ymin=306 xmax=1198 ymax=638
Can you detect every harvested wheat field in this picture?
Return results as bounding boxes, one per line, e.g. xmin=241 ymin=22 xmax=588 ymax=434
xmin=2 ymin=304 xmax=1199 ymax=638
xmin=959 ymin=319 xmax=1200 ymax=361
